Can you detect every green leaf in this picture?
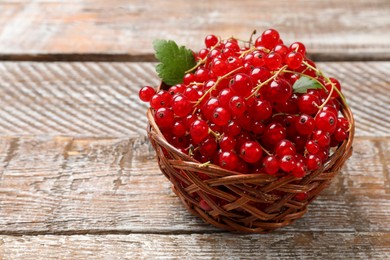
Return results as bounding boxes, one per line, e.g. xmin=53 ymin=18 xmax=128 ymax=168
xmin=153 ymin=39 xmax=196 ymax=86
xmin=293 ymin=75 xmax=323 ymax=93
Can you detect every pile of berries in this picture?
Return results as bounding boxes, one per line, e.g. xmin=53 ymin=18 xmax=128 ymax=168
xmin=139 ymin=29 xmax=350 ymax=182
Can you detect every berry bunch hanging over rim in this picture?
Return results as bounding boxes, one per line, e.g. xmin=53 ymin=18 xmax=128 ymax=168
xmin=139 ymin=29 xmax=352 ymax=179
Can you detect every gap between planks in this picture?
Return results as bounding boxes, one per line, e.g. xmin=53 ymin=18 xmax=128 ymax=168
xmin=1 ymin=52 xmax=390 ymax=62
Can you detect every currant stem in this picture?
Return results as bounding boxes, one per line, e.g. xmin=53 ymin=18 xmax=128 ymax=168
xmin=193 ymin=66 xmax=244 ymax=108
xmin=247 ymin=65 xmax=288 ymax=99
xmin=259 ymin=143 xmax=272 ymax=156
xmin=209 ymin=128 xmax=221 ymax=140
xmin=302 ymin=61 xmax=349 ymax=109
xmin=185 ymin=38 xmax=222 ymax=74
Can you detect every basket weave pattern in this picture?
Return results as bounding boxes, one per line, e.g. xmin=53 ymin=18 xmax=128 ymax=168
xmin=147 ymin=98 xmax=354 ymax=233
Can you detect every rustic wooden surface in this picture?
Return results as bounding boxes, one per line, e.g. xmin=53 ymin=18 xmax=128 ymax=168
xmin=0 ymin=0 xmax=389 ymax=259
xmin=0 ymin=0 xmax=389 ymax=61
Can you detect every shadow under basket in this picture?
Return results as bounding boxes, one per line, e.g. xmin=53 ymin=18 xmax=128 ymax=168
xmin=147 ymin=87 xmax=355 ymax=233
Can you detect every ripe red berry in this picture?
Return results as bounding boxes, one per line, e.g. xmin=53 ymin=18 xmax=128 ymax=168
xmin=263 ymin=156 xmax=279 ymax=175
xmin=265 ymin=52 xmax=282 ymax=70
xmin=220 ymin=135 xmax=236 ymax=151
xmin=139 ymin=86 xmax=156 ymax=102
xmin=218 ymin=151 xmax=239 ymax=171
xmin=229 ymin=96 xmax=247 ymax=116
xmin=315 ymin=111 xmax=337 ymax=134
xmin=298 ymin=93 xmax=320 ymax=115
xmin=275 ymin=139 xmax=296 ymax=157
xmin=262 ymin=123 xmax=287 ymax=148
xmin=190 ymin=120 xmax=209 ymax=144
xmin=212 ymin=107 xmax=231 ymax=126
xmin=258 ymin=29 xmax=280 ymax=49
xmin=172 ymin=94 xmax=192 ymax=117
xmin=150 ymin=90 xmax=172 ymax=109
xmin=312 ymin=130 xmax=331 ymax=148
xmin=295 ymin=114 xmax=315 ymax=135
xmin=154 ymin=107 xmax=174 ymax=129
xmin=306 ymin=154 xmax=322 ymax=170
xmin=229 ymin=73 xmax=254 ymax=97
xmin=286 ymin=51 xmax=303 ymax=69
xmin=289 ymin=42 xmax=306 ymax=56
xmin=249 ymin=99 xmax=273 ymax=121
xmin=279 ymin=155 xmax=296 ymax=172
xmin=266 ymin=78 xmax=292 ymax=103
xmin=205 ymin=34 xmax=218 ymax=48
xmin=240 ymin=141 xmax=263 ymax=163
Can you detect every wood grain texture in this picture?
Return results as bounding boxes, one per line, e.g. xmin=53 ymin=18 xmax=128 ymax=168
xmin=0 ymin=136 xmax=388 ymax=234
xmin=0 ymin=233 xmax=389 ymax=260
xmin=0 ymin=62 xmax=389 ymax=137
xmin=0 ymin=0 xmax=389 ymax=60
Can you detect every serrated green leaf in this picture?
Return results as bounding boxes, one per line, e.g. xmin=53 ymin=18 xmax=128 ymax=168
xmin=293 ymin=75 xmax=323 ymax=93
xmin=153 ymin=39 xmax=196 ymax=86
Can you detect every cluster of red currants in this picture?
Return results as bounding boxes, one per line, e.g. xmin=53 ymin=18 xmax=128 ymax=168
xmin=139 ymin=29 xmax=350 ymax=181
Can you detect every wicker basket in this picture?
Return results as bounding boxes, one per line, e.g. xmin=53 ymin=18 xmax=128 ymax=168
xmin=147 ymin=83 xmax=355 ymax=233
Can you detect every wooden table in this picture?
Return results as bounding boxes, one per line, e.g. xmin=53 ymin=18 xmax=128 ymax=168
xmin=0 ymin=1 xmax=389 ymax=259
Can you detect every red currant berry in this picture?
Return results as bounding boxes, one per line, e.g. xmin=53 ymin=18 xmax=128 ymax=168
xmin=294 ymin=192 xmax=308 ymax=201
xmin=205 ymin=34 xmax=218 ymax=48
xmin=265 ymin=52 xmax=282 ymax=70
xmin=150 ymin=90 xmax=172 ymax=109
xmin=306 ymin=154 xmax=322 ymax=171
xmin=190 ymin=119 xmax=209 ymax=144
xmin=262 ymin=123 xmax=287 ymax=148
xmin=172 ymin=120 xmax=187 ymax=137
xmin=199 ymin=137 xmax=218 ymax=157
xmin=289 ymin=42 xmax=306 ymax=56
xmin=315 ymin=111 xmax=337 ymax=134
xmin=249 ymin=99 xmax=273 ymax=121
xmin=295 ymin=114 xmax=315 ymax=135
xmin=183 ymin=73 xmax=195 ymax=85
xmin=194 ymin=67 xmax=210 ymax=83
xmin=211 ymin=59 xmax=228 ymax=77
xmin=279 ymin=155 xmax=296 ymax=172
xmin=240 ymin=141 xmax=263 ymax=163
xmin=334 ymin=127 xmax=348 ymax=142
xmin=172 ymin=94 xmax=192 ymax=117
xmin=202 ymin=98 xmax=220 ymax=120
xmin=139 ymin=86 xmax=156 ymax=102
xmin=337 ymin=117 xmax=349 ymax=130
xmin=292 ymin=162 xmax=306 ymax=178
xmin=286 ymin=51 xmax=303 ymax=69
xmin=218 ymin=151 xmax=239 ymax=171
xmin=312 ymin=130 xmax=331 ymax=148
xmin=212 ymin=107 xmax=231 ymax=126
xmin=263 ymin=156 xmax=279 ymax=175
xmin=250 ymin=66 xmax=271 ymax=84
xmin=220 ymin=135 xmax=236 ymax=151
xmin=229 ymin=73 xmax=254 ymax=97
xmin=229 ymin=96 xmax=247 ymax=116
xmin=259 ymin=29 xmax=280 ymax=49
xmin=224 ymin=120 xmax=241 ymax=137
xmin=305 ymin=140 xmax=320 ymax=154
xmin=250 ymin=121 xmax=266 ymax=135
xmin=298 ymin=93 xmax=320 ymax=115
xmin=154 ymin=107 xmax=174 ymax=129
xmin=266 ymin=78 xmax=292 ymax=103
xmin=273 ymin=44 xmax=289 ymax=58
xmin=275 ymin=139 xmax=296 ymax=157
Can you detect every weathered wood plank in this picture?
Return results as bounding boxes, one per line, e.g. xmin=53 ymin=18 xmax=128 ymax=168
xmin=0 ymin=62 xmax=389 ymax=137
xmin=0 ymin=1 xmax=389 ymax=60
xmin=0 ymin=233 xmax=389 ymax=259
xmin=0 ymin=136 xmax=388 ymax=234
